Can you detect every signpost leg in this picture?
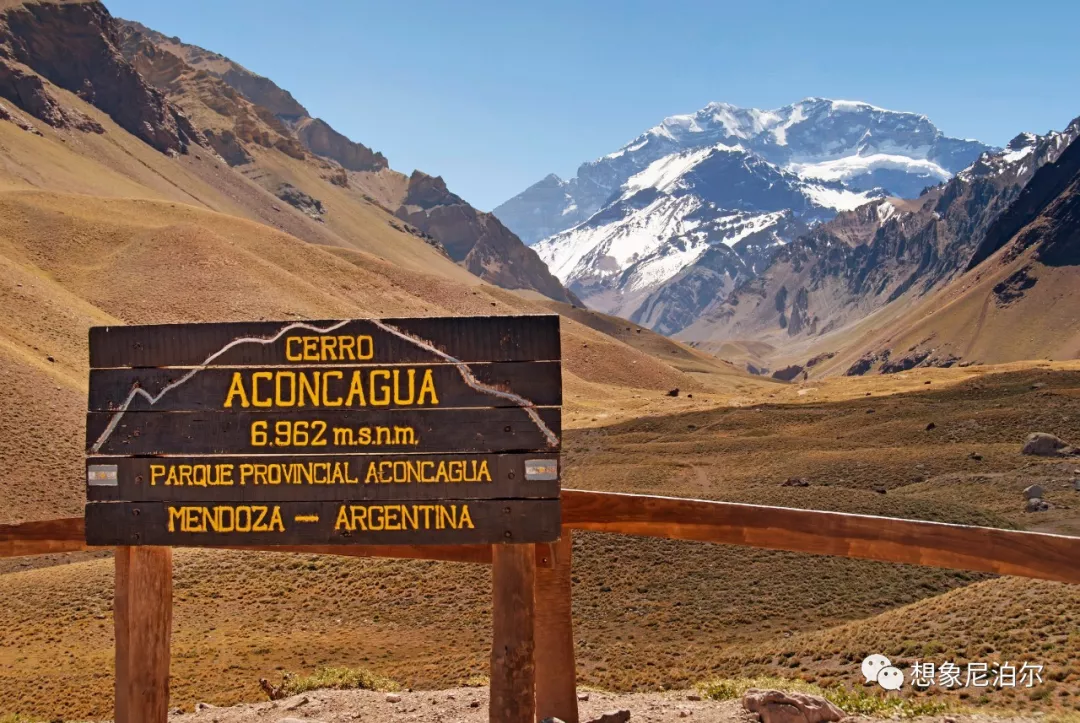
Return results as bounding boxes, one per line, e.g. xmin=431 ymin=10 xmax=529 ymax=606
xmin=535 ymin=527 xmax=578 ymax=723
xmin=114 ymin=546 xmax=173 ymax=723
xmin=490 ymin=543 xmax=536 ymax=723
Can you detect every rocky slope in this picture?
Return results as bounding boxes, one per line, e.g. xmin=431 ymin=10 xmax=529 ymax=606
xmin=532 ymin=142 xmax=834 ymax=322
xmin=114 ymin=16 xmax=575 ymax=303
xmin=120 ymin=20 xmax=387 ymax=172
xmin=504 ymin=99 xmax=991 ymax=325
xmin=0 ymin=0 xmax=200 ymax=152
xmin=824 ymin=119 xmax=1080 ymax=375
xmin=395 ymin=171 xmax=580 ymax=303
xmin=678 ymin=118 xmax=1080 ymax=373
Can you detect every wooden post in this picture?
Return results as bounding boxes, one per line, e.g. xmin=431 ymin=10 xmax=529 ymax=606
xmin=535 ymin=527 xmax=578 ymax=723
xmin=490 ymin=543 xmax=536 ymax=723
xmin=114 ymin=546 xmax=173 ymax=723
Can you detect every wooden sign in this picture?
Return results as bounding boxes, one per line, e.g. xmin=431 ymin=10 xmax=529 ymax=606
xmin=85 ymin=316 xmax=562 ymax=547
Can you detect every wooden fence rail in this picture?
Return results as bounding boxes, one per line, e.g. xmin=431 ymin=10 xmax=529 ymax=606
xmin=6 ymin=490 xmax=1080 ymax=583
xmin=4 ymin=490 xmax=1080 ymax=723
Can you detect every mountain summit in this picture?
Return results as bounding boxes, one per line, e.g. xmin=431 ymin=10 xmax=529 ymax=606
xmin=497 ymin=99 xmax=989 ymax=245
xmin=494 ymin=99 xmax=992 ymax=324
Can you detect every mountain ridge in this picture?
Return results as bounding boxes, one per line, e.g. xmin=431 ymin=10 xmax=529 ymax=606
xmin=107 ymin=17 xmax=578 ymax=305
xmin=495 ymin=97 xmax=992 ymax=245
xmin=680 ymin=116 xmax=1080 ymax=376
xmin=500 ymin=98 xmax=991 ymax=327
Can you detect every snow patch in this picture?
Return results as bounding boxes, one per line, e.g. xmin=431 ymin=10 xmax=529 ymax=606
xmin=536 ymin=194 xmax=707 ymax=285
xmin=802 ymin=184 xmax=878 ymax=211
xmin=789 ymin=153 xmax=951 ymax=184
xmin=604 ymin=137 xmax=649 ymax=160
xmin=830 ymin=99 xmax=888 ymax=113
xmin=771 ymin=103 xmax=805 ymax=146
xmin=624 ymin=241 xmax=711 ymax=291
xmin=623 ymin=144 xmax=742 ymax=196
xmin=1000 ymin=145 xmax=1034 ymax=164
xmin=875 ymin=200 xmax=896 ymax=222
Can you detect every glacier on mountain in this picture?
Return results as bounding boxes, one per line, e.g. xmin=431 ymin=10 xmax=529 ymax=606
xmin=495 ymin=97 xmax=992 ymax=325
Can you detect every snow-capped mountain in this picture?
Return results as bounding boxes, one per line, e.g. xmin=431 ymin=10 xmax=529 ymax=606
xmin=677 ymin=116 xmax=1080 ymax=368
xmin=494 ymin=98 xmax=992 ymax=327
xmin=533 ymin=142 xmax=865 ymax=320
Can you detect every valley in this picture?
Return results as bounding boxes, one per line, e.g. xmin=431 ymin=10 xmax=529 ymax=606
xmin=0 ymin=0 xmax=1077 ymax=721
xmin=4 ymin=364 xmax=1080 ymax=719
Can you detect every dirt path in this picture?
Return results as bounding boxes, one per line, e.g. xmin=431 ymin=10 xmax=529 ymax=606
xmin=169 ymin=687 xmax=1040 ymax=723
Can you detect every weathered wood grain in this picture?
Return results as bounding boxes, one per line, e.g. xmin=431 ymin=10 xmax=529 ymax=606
xmin=85 ymin=454 xmax=560 ymax=502
xmin=10 ymin=492 xmax=1080 ymax=583
xmin=490 ymin=543 xmax=537 ymax=723
xmin=86 ymin=407 xmax=561 ymax=455
xmin=90 ymin=315 xmax=560 ymax=368
xmin=88 ymin=361 xmax=561 ymax=412
xmin=534 ymin=527 xmax=578 ymax=723
xmin=561 ymin=490 xmax=1080 ymax=584
xmin=0 ymin=517 xmax=88 ymax=557
xmin=114 ymin=546 xmax=172 ymax=723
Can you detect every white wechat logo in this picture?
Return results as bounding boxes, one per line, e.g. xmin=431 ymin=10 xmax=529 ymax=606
xmin=878 ymin=666 xmax=904 ymax=691
xmin=861 ymin=654 xmax=904 ymax=690
xmin=861 ymin=654 xmax=891 ymax=683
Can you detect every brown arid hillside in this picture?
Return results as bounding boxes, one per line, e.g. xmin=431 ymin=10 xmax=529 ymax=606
xmin=3 ymin=363 xmax=1080 ymax=719
xmin=680 ymin=119 xmax=1080 ymax=378
xmin=112 ymin=16 xmax=578 ymax=305
xmin=813 ymin=118 xmax=1080 ymax=379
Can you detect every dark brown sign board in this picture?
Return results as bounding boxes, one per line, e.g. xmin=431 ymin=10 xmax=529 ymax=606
xmin=85 ymin=315 xmax=562 ymax=547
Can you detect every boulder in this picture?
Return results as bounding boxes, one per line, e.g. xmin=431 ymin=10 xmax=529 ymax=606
xmin=771 ymin=365 xmax=805 ymax=382
xmin=1026 ymin=498 xmax=1050 ymax=513
xmin=742 ymin=688 xmax=844 ymax=723
xmin=782 ymin=477 xmax=810 ymax=487
xmin=1022 ymin=433 xmax=1078 ymax=457
xmin=385 ymin=693 xmax=402 ymax=703
xmin=586 ymin=711 xmax=631 ymax=723
xmin=1023 ymin=484 xmax=1045 ymax=500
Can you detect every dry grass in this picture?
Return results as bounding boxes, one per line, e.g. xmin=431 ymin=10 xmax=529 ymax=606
xmin=276 ymin=666 xmax=399 ymax=697
xmin=2 ymin=368 xmax=1079 ymax=718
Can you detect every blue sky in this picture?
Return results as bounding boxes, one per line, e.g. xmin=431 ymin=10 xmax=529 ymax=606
xmin=107 ymin=0 xmax=1079 ymax=211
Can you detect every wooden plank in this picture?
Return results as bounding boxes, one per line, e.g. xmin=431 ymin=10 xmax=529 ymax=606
xmin=17 ymin=494 xmax=1080 ymax=582
xmin=86 ymin=454 xmax=560 ymax=502
xmin=490 ymin=543 xmax=537 ymax=723
xmin=88 ymin=361 xmax=562 ymax=412
xmin=0 ymin=519 xmax=549 ymax=566
xmin=561 ymin=490 xmax=1080 ymax=584
xmin=90 ymin=315 xmax=560 ymax=368
xmin=534 ymin=527 xmax=578 ymax=723
xmin=85 ymin=500 xmax=562 ymax=547
xmin=223 ymin=544 xmax=554 ymax=568
xmin=114 ymin=546 xmax=172 ymax=723
xmin=0 ymin=517 xmax=558 ymax=566
xmin=86 ymin=407 xmax=561 ymax=456
xmin=0 ymin=517 xmax=88 ymax=557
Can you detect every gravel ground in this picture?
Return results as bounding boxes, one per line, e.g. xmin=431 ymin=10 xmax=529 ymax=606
xmin=168 ymin=687 xmax=1042 ymax=723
